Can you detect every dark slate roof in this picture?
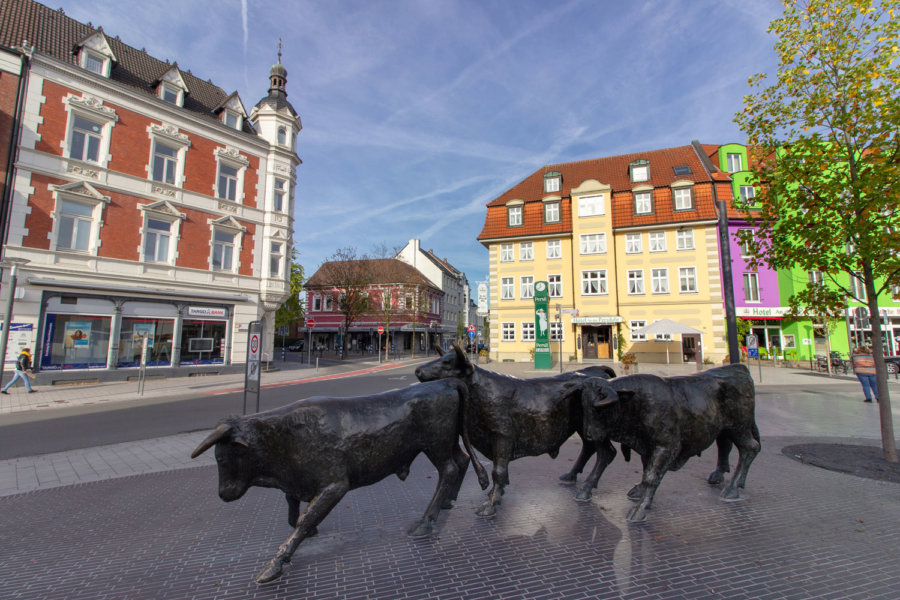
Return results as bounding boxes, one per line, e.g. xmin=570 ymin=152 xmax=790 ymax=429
xmin=0 ymin=0 xmax=255 ymax=133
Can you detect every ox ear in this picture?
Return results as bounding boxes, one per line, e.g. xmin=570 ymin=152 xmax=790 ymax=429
xmin=231 ymin=433 xmax=249 ymax=449
xmin=584 ymin=378 xmax=619 ymax=408
xmin=191 ymin=422 xmax=233 ymax=458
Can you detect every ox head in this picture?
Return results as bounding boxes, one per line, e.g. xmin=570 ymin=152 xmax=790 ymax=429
xmin=415 ymin=342 xmax=474 ymax=382
xmin=191 ymin=417 xmax=254 ymax=502
xmin=580 ymin=378 xmax=636 ymax=441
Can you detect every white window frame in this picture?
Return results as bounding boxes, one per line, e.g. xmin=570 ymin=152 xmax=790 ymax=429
xmin=141 ymin=217 xmax=175 ymax=264
xmin=502 ymin=322 xmax=516 ymax=342
xmin=500 ymin=243 xmax=514 ymax=262
xmin=147 ymin=124 xmax=190 ymax=191
xmin=546 ymin=239 xmax=562 ymax=260
xmin=521 ymin=276 xmax=535 ymax=299
xmin=743 ymin=272 xmax=760 ymax=303
xmin=522 ymin=321 xmax=535 ymax=342
xmin=550 ymin=322 xmax=564 ymax=342
xmin=222 ymin=109 xmax=242 ymax=130
xmin=581 ymin=270 xmax=607 ymax=295
xmin=631 ymin=164 xmax=650 ymax=182
xmin=82 ymin=50 xmax=107 ymax=75
xmin=808 ymin=270 xmax=824 ymax=285
xmin=651 ymin=268 xmax=669 ymax=294
xmin=501 ymin=277 xmax=514 ymax=300
xmin=544 ymin=174 xmax=561 ymax=193
xmin=159 ymin=82 xmax=184 ymax=106
xmin=580 ymin=233 xmax=606 ymax=254
xmin=508 ymin=205 xmax=523 ymax=227
xmin=625 ymin=233 xmax=642 ymax=254
xmin=648 ymin=231 xmax=667 ymax=252
xmin=269 ymin=241 xmax=285 ymax=277
xmin=209 ymin=217 xmax=245 ymax=274
xmin=630 ymin=320 xmax=647 ymax=341
xmin=63 ymin=95 xmax=118 ymax=170
xmin=634 ymin=191 xmax=652 ymax=214
xmin=676 ymin=229 xmax=694 ymax=250
xmin=851 ymin=272 xmax=867 ymax=301
xmin=138 ymin=201 xmax=184 ymax=266
xmin=673 ymin=186 xmax=693 ymax=210
xmin=727 ymin=153 xmax=743 ymax=173
xmin=520 ymin=242 xmax=534 ymax=261
xmin=578 ymin=194 xmax=605 ymax=217
xmin=544 ymin=201 xmax=560 ymax=223
xmin=739 ymin=228 xmax=754 ymax=256
xmin=323 ymin=294 xmax=334 ymax=311
xmin=273 ymin=178 xmax=287 ymax=212
xmin=739 ymin=185 xmax=755 ymax=204
xmin=548 ymin=274 xmax=562 ymax=298
xmin=50 ymin=183 xmax=110 ymax=256
xmin=679 ymin=267 xmax=698 ymax=293
xmin=213 ymin=147 xmax=249 ymax=204
xmin=628 ymin=270 xmax=645 ymax=295
xmin=313 ymin=294 xmax=323 ymax=312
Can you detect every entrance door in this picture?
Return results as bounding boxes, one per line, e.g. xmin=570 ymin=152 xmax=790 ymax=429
xmin=682 ymin=334 xmax=701 ymax=365
xmin=596 ymin=327 xmax=611 ymax=359
xmin=583 ymin=327 xmax=598 ymax=359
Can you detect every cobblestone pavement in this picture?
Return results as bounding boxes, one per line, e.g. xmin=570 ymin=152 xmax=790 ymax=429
xmin=1 ymin=360 xmax=899 ymax=598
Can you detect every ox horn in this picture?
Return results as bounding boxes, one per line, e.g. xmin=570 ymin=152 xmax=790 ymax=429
xmin=191 ymin=422 xmax=233 ymax=458
xmin=433 ymin=343 xmax=445 ymax=356
xmin=452 ymin=342 xmax=466 ymax=362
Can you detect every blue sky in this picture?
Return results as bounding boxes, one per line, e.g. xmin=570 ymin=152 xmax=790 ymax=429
xmin=56 ymin=0 xmax=783 ymax=300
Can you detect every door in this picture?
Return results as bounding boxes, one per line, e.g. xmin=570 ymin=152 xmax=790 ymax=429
xmin=682 ymin=334 xmax=700 ymax=365
xmin=596 ymin=327 xmax=611 ymax=359
xmin=583 ymin=327 xmax=598 ymax=359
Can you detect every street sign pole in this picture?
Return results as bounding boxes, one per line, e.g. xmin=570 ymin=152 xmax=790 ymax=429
xmin=306 ymin=319 xmax=315 ymax=366
xmin=244 ymin=320 xmax=263 ymax=415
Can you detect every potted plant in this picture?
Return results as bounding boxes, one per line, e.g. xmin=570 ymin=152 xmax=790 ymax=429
xmin=621 ymin=352 xmax=637 ymax=374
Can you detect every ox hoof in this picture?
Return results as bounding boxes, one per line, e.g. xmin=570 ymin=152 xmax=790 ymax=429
xmin=626 ymin=484 xmax=643 ymax=501
xmin=707 ymin=470 xmax=726 ymax=485
xmin=559 ymin=473 xmax=577 ymax=485
xmin=441 ymin=499 xmax=454 ymax=510
xmin=626 ymin=506 xmax=649 ymax=523
xmin=406 ymin=519 xmax=434 ymax=538
xmin=720 ymin=487 xmax=744 ymax=502
xmin=255 ymin=559 xmax=285 ymax=584
xmin=574 ymin=487 xmax=593 ymax=502
xmin=475 ymin=503 xmax=497 ymax=519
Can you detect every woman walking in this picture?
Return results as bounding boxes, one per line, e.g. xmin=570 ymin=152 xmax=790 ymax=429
xmin=850 ymin=346 xmax=877 ymax=403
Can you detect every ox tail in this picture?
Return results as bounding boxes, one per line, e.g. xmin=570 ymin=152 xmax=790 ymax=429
xmin=455 ymin=381 xmax=489 ymax=490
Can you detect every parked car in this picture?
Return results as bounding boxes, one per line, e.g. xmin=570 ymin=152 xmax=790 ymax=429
xmin=885 ymin=356 xmax=900 ymax=374
xmin=287 ymin=342 xmax=304 ymax=352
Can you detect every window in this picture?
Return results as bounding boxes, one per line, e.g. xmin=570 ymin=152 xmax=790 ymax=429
xmin=673 ymin=187 xmax=693 ymax=210
xmin=739 ymin=186 xmax=755 ymax=205
xmin=223 ymin=110 xmax=240 ymax=130
xmin=69 ymin=116 xmax=102 ymax=163
xmin=212 ymin=230 xmax=236 ymax=271
xmin=501 ymin=277 xmax=514 ymax=300
xmin=521 ymin=276 xmax=534 ymax=299
xmin=161 ymin=84 xmax=180 ymax=105
xmin=278 ymin=127 xmax=287 ymax=145
xmin=381 ymin=291 xmax=391 ymax=310
xmin=544 ymin=172 xmax=561 ymax=193
xmin=676 ymin=229 xmax=694 ymax=250
xmin=550 ymin=322 xmax=563 ymax=342
xmin=850 ymin=272 xmax=867 ymax=301
xmin=323 ymin=295 xmax=334 ymax=311
xmin=508 ymin=205 xmax=523 ymax=227
xmin=630 ymin=160 xmax=650 ymax=182
xmin=313 ymin=294 xmax=322 ymax=311
xmin=727 ymin=153 xmax=743 ymax=173
xmin=808 ymin=270 xmax=823 ymax=285
xmin=625 ymin=233 xmax=642 ymax=254
xmin=273 ymin=179 xmax=286 ymax=212
xmin=634 ymin=191 xmax=652 ymax=214
xmin=544 ymin=202 xmax=560 ymax=223
xmin=522 ymin=322 xmax=535 ymax=341
xmin=143 ymin=218 xmax=172 ymax=263
xmin=580 ymin=233 xmax=606 ymax=254
xmin=679 ymin=267 xmax=698 ymax=293
xmin=738 ymin=228 xmax=754 ymax=256
xmin=83 ymin=52 xmax=105 ymax=75
xmin=578 ymin=194 xmax=604 ymax=217
xmin=270 ymin=242 xmax=284 ymax=277
xmin=651 ymin=268 xmax=669 ymax=294
xmin=581 ymin=270 xmax=607 ymax=295
xmin=628 ymin=270 xmax=644 ymax=294
xmin=546 ymin=239 xmax=561 ymax=259
xmin=743 ymin=272 xmax=760 ymax=302
xmin=152 ymin=142 xmax=178 ymax=184
xmin=57 ymin=200 xmax=94 ymax=251
xmin=502 ymin=322 xmax=516 ymax=341
xmin=630 ymin=320 xmax=647 ymax=341
xmin=673 ymin=165 xmax=692 ymax=175
xmin=648 ymin=232 xmax=666 ymax=252
xmin=782 ymin=335 xmax=796 ymax=349
xmin=520 ymin=242 xmax=534 ymax=261
xmin=548 ymin=274 xmax=562 ymax=297
xmin=217 ymin=164 xmax=239 ymax=201
xmin=500 ymin=243 xmax=514 ymax=262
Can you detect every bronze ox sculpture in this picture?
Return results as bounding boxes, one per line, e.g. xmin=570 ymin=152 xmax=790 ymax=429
xmin=578 ymin=364 xmax=761 ymax=522
xmin=190 ymin=379 xmax=488 ymax=584
xmin=414 ymin=343 xmax=616 ymax=518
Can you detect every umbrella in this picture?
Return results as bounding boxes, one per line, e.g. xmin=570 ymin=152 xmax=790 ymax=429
xmin=634 ymin=319 xmax=702 ymax=364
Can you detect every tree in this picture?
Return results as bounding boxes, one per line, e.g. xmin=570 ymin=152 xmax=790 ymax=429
xmin=321 ymin=247 xmax=374 ymax=359
xmin=274 ymin=246 xmax=306 ymax=332
xmin=735 ymin=0 xmax=900 ymax=461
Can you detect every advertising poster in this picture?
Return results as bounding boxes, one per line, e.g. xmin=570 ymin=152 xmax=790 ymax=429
xmin=2 ymin=323 xmax=34 ymax=365
xmin=133 ymin=323 xmax=156 ymax=347
xmin=533 ymin=281 xmax=552 ymax=369
xmin=65 ymin=321 xmax=91 ymax=348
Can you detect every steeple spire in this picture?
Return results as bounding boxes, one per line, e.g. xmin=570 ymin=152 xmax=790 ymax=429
xmin=269 ymin=39 xmax=287 ymax=95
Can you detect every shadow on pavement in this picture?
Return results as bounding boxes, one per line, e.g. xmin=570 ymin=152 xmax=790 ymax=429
xmin=782 ymin=443 xmax=900 ymax=483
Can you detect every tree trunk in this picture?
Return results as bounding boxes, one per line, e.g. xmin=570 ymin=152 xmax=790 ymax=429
xmin=863 ymin=263 xmax=898 ymax=462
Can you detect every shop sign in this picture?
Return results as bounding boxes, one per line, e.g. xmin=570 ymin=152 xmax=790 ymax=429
xmin=571 ymin=316 xmax=623 ymax=324
xmin=735 ymin=306 xmax=792 ymax=318
xmin=188 ymin=306 xmax=227 ymax=318
xmin=533 ymin=281 xmax=552 ymax=370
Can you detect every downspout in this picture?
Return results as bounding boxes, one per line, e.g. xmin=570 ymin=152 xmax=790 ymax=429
xmin=1 ymin=46 xmax=30 ymax=248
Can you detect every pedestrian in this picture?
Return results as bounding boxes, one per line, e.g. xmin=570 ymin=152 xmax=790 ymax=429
xmin=850 ymin=345 xmax=877 ymax=403
xmin=1 ymin=347 xmax=36 ymax=394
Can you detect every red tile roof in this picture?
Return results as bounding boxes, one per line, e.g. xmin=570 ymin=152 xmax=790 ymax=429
xmin=307 ymin=259 xmax=436 ymax=289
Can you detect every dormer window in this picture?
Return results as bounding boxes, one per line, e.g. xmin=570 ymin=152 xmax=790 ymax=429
xmin=156 ymin=66 xmax=189 ymax=108
xmin=223 ymin=110 xmax=241 ymax=130
xmin=630 ymin=159 xmax=650 ymax=183
xmin=83 ymin=51 xmax=105 ymax=75
xmin=544 ymin=171 xmax=561 ymax=193
xmin=75 ymin=31 xmax=115 ymax=78
xmin=161 ymin=84 xmax=180 ymax=105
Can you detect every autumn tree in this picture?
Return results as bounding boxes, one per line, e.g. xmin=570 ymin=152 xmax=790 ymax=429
xmin=274 ymin=246 xmax=306 ymax=333
xmin=735 ymin=0 xmax=900 ymax=460
xmin=319 ymin=247 xmax=374 ymax=358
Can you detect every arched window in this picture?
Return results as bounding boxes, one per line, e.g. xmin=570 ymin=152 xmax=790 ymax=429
xmin=277 ymin=127 xmax=287 ymax=145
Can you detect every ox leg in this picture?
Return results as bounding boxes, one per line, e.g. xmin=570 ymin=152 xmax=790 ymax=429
xmin=285 ymin=495 xmax=318 ymax=536
xmin=476 ymin=440 xmax=511 ymax=519
xmin=256 ymin=482 xmax=349 ymax=584
xmin=707 ymin=435 xmax=733 ymax=485
xmin=408 ymin=448 xmax=466 ymax=538
xmin=443 ymin=444 xmax=471 ymax=508
xmin=574 ymin=440 xmax=616 ymax=502
xmin=721 ymin=427 xmax=760 ymax=501
xmin=560 ymin=437 xmax=595 ymax=484
xmin=626 ymin=447 xmax=672 ymax=523
xmin=627 ymin=452 xmax=651 ymax=500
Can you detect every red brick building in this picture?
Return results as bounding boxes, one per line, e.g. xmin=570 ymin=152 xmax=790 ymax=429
xmin=0 ymin=0 xmax=300 ymax=382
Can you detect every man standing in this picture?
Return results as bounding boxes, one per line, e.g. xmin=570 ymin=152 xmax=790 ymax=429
xmin=1 ymin=348 xmax=35 ymax=394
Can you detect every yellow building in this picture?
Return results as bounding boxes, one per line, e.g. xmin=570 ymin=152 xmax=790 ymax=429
xmin=478 ymin=143 xmax=734 ymax=365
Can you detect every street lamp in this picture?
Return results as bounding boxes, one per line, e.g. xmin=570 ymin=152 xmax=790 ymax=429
xmin=0 ymin=257 xmax=31 ymax=387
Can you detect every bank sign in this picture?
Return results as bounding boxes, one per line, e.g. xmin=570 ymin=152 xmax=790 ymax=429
xmin=533 ymin=281 xmax=552 ymax=370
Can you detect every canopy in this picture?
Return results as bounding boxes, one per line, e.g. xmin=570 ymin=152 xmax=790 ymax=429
xmin=633 ymin=319 xmax=702 ymax=364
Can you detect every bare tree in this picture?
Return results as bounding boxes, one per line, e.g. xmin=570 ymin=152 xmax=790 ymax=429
xmin=319 ymin=247 xmax=373 ymax=359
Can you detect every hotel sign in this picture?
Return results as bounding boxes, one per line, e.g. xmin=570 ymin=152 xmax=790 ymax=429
xmin=735 ymin=307 xmax=792 ymax=318
xmin=571 ymin=316 xmax=623 ymax=324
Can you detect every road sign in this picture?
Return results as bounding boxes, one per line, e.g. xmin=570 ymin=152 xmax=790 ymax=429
xmin=468 ymin=330 xmax=475 ymax=339
xmin=307 ymin=319 xmax=316 ymax=328
xmin=468 ymin=323 xmax=475 ymax=332
xmin=378 ymin=326 xmax=384 ymax=335
xmin=244 ymin=321 xmax=263 ymax=413
xmin=748 ymin=348 xmax=759 ymax=358
xmin=746 ymin=334 xmax=758 ymax=349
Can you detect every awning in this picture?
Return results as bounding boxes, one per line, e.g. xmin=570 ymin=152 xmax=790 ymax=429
xmin=633 ymin=318 xmax=702 ymax=364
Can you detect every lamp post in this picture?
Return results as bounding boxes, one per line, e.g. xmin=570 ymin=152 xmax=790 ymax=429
xmin=0 ymin=257 xmax=31 ymax=387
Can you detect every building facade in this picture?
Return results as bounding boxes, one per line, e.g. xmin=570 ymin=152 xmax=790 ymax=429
xmin=479 ymin=143 xmax=732 ymax=364
xmin=0 ymin=0 xmax=300 ymax=382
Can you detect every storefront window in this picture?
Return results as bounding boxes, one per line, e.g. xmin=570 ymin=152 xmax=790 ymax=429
xmin=41 ymin=314 xmax=111 ymax=369
xmin=180 ymin=320 xmax=226 ymax=364
xmin=117 ymin=318 xmax=174 ymax=367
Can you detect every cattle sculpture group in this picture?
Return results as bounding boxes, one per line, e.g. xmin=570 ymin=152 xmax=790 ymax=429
xmin=192 ymin=342 xmax=760 ymax=583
